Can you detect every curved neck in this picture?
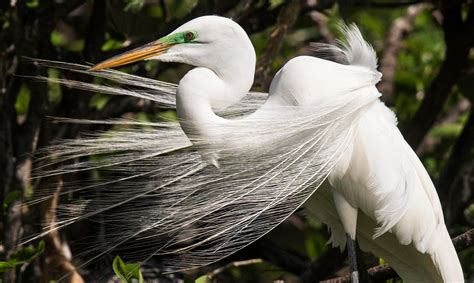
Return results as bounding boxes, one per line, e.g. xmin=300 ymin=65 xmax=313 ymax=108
xmin=175 ymin=33 xmax=256 ymax=165
xmin=211 ymin=47 xmax=255 ymax=105
xmin=176 ymin=61 xmax=253 ymax=165
xmin=176 ymin=39 xmax=256 ymax=123
xmin=176 ymin=67 xmax=236 ymax=134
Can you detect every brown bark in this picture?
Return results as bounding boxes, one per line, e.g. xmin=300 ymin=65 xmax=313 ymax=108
xmin=438 ymin=109 xmax=474 ymax=226
xmin=404 ymin=0 xmax=474 ymax=149
xmin=40 ymin=179 xmax=84 ymax=283
xmin=378 ymin=3 xmax=429 ymax=105
xmin=254 ymin=0 xmax=305 ymax=89
xmin=301 ymin=247 xmax=346 ymax=283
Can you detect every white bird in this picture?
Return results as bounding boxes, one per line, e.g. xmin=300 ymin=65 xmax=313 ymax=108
xmin=32 ymin=15 xmax=463 ymax=282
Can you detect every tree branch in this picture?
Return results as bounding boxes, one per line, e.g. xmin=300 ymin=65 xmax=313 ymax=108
xmin=301 ymin=247 xmax=346 ymax=283
xmin=404 ymin=0 xmax=474 ymax=149
xmin=378 ymin=3 xmax=430 ymax=105
xmin=40 ymin=178 xmax=84 ymax=282
xmin=438 ymin=109 xmax=474 ymax=226
xmin=254 ymin=0 xmax=304 ymax=89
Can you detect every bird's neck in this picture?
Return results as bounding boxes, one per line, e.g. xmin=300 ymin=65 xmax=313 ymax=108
xmin=176 ymin=66 xmax=244 ymax=133
xmin=211 ymin=55 xmax=255 ymax=107
xmin=176 ymin=58 xmax=254 ymax=165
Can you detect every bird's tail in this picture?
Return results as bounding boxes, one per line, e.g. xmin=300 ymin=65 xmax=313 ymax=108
xmin=311 ymin=23 xmax=381 ymax=78
xmin=430 ymin=227 xmax=464 ymax=282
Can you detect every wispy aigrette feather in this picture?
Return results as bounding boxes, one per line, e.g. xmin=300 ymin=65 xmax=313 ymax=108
xmin=28 ymin=25 xmax=380 ymax=272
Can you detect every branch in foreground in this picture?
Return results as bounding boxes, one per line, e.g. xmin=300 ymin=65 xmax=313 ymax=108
xmin=404 ymin=0 xmax=474 ymax=149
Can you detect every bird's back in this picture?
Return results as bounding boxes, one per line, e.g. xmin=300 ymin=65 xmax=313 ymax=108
xmin=266 ymin=55 xmax=381 ymax=108
xmin=307 ymin=100 xmax=463 ymax=282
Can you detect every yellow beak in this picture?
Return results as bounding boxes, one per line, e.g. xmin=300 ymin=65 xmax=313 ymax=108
xmin=88 ymin=41 xmax=171 ymax=71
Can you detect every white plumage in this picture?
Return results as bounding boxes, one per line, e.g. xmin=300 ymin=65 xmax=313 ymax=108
xmin=30 ymin=16 xmax=463 ymax=282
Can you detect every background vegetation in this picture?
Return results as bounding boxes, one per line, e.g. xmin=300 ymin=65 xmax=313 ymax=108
xmin=0 ymin=0 xmax=473 ymax=282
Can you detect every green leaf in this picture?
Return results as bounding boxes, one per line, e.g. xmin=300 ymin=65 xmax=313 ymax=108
xmin=89 ymin=94 xmax=111 ymax=110
xmin=0 ymin=241 xmax=45 ymax=273
xmin=124 ymin=0 xmax=145 ymax=13
xmin=195 ymin=275 xmax=209 ymax=283
xmin=305 ymin=233 xmax=327 ymax=260
xmin=26 ymin=0 xmax=39 ymax=8
xmin=101 ymin=38 xmax=124 ymax=52
xmin=9 ymin=240 xmax=45 ymax=265
xmin=47 ymin=68 xmax=62 ymax=105
xmin=15 ymin=84 xmax=31 ymax=115
xmin=112 ymin=256 xmax=144 ymax=283
xmin=0 ymin=261 xmax=14 ymax=272
xmin=3 ymin=190 xmax=21 ymax=209
xmin=50 ymin=30 xmax=67 ymax=47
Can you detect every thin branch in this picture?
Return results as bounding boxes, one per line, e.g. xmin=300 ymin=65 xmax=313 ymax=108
xmin=40 ymin=178 xmax=84 ymax=282
xmin=378 ymin=3 xmax=430 ymax=105
xmin=404 ymin=0 xmax=474 ymax=149
xmin=254 ymin=0 xmax=305 ymax=89
xmin=354 ymin=0 xmax=429 ymax=8
xmin=301 ymin=247 xmax=346 ymax=283
xmin=309 ymin=11 xmax=336 ymax=44
xmin=453 ymin=228 xmax=474 ymax=251
xmin=208 ymin=259 xmax=263 ymax=279
xmin=438 ymin=109 xmax=474 ymax=226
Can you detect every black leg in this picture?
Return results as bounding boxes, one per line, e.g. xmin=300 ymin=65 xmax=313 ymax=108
xmin=346 ymin=234 xmax=360 ymax=283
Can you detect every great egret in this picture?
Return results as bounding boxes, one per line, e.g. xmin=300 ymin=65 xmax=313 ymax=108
xmin=32 ymin=15 xmax=463 ymax=282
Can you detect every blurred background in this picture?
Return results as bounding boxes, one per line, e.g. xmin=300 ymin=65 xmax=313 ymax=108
xmin=0 ymin=0 xmax=473 ymax=282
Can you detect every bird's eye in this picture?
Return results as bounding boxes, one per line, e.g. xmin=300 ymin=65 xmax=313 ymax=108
xmin=184 ymin=31 xmax=195 ymax=42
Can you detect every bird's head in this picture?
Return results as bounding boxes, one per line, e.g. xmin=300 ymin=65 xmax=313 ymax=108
xmin=89 ymin=15 xmax=256 ymax=77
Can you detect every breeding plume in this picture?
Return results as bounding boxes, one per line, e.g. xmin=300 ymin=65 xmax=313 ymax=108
xmin=31 ymin=16 xmax=463 ymax=282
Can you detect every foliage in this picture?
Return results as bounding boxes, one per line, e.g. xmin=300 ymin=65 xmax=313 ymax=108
xmin=0 ymin=241 xmax=45 ymax=273
xmin=112 ymin=256 xmax=144 ymax=283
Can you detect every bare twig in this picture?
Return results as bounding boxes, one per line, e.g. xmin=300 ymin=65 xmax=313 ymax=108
xmin=301 ymin=247 xmax=346 ymax=283
xmin=255 ymin=0 xmax=305 ymax=89
xmin=309 ymin=11 xmax=335 ymax=44
xmin=438 ymin=109 xmax=474 ymax=226
xmin=453 ymin=228 xmax=474 ymax=251
xmin=208 ymin=259 xmax=263 ymax=279
xmin=404 ymin=0 xmax=474 ymax=149
xmin=225 ymin=0 xmax=255 ymax=21
xmin=417 ymin=98 xmax=471 ymax=155
xmin=41 ymin=178 xmax=84 ymax=282
xmin=378 ymin=3 xmax=430 ymax=105
xmin=354 ymin=0 xmax=428 ymax=8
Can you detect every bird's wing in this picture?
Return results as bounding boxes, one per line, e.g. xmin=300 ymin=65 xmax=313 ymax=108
xmin=306 ymin=185 xmax=447 ymax=283
xmin=326 ymin=101 xmax=463 ymax=282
